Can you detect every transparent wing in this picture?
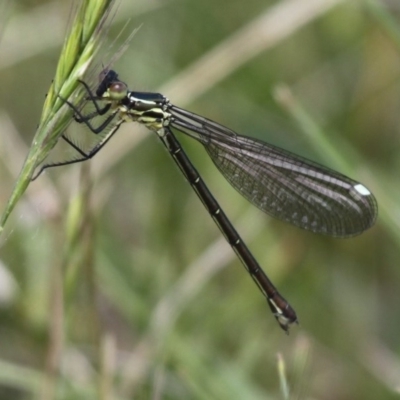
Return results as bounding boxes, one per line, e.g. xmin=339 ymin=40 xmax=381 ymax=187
xmin=170 ymin=106 xmax=377 ymax=237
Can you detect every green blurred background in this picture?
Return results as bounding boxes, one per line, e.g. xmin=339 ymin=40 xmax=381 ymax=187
xmin=1 ymin=0 xmax=400 ymax=399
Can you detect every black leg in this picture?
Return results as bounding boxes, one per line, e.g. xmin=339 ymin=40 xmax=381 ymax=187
xmin=32 ymin=83 xmax=123 ymax=180
xmin=76 ymin=79 xmax=111 ymax=117
xmin=64 ymin=97 xmax=118 ymax=133
xmin=31 ymin=120 xmax=123 ymax=181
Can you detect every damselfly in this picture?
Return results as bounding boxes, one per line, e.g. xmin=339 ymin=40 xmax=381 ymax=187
xmin=34 ymin=70 xmax=377 ymax=332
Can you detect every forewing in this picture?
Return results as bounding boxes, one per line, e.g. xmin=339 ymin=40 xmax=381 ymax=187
xmin=170 ymin=106 xmax=377 ymax=237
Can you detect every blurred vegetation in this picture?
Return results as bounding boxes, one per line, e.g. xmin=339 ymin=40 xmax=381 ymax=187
xmin=0 ymin=0 xmax=400 ymax=399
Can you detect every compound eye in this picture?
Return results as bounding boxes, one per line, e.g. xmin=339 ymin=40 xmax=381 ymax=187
xmin=109 ymin=82 xmax=128 ymax=100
